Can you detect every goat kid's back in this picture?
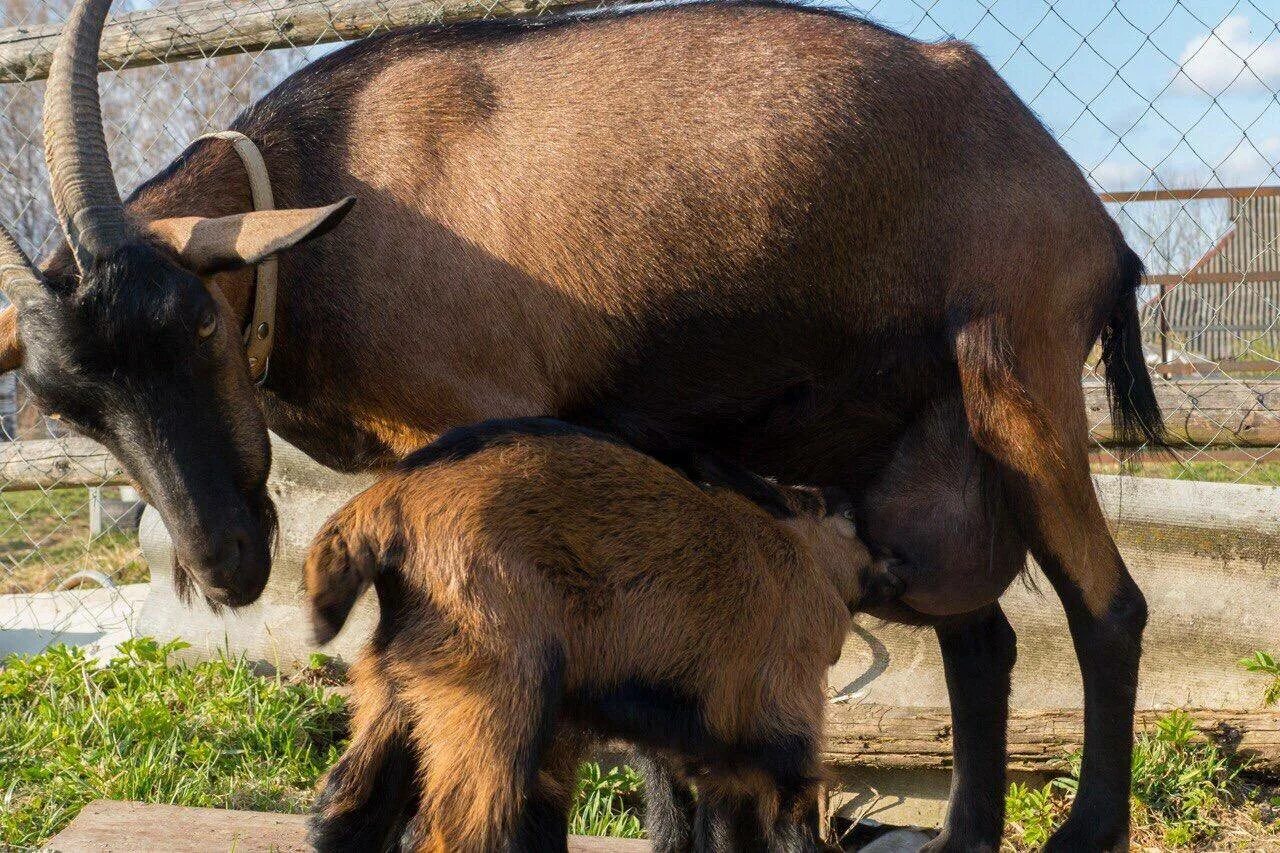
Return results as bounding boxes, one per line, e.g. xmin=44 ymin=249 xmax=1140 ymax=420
xmin=306 ymin=434 xmax=854 ymax=719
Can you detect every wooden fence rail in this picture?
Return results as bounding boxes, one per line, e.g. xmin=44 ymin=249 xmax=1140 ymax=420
xmin=0 ymin=0 xmax=589 ymax=84
xmin=1084 ymin=379 xmax=1280 ymax=448
xmin=0 ymin=434 xmax=124 ymax=490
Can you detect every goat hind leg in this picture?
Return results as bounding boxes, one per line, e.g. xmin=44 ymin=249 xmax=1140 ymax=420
xmin=405 ymin=649 xmax=565 ymax=852
xmin=956 ymin=316 xmax=1144 ymax=851
xmin=920 ymin=605 xmax=1017 ymax=853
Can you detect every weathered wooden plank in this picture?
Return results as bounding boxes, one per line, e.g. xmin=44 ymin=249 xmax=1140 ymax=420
xmin=0 ymin=0 xmax=596 ymax=84
xmin=0 ymin=434 xmax=123 ymax=490
xmin=1098 ymin=186 xmax=1280 ymax=203
xmin=1085 ymin=379 xmax=1280 ymax=447
xmin=44 ymin=800 xmax=651 ymax=852
xmin=1146 ymin=271 xmax=1280 ymax=286
xmin=823 ymin=704 xmax=1280 ymax=775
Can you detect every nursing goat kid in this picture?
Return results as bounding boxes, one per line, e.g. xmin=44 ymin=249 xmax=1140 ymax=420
xmin=305 ymin=422 xmax=897 ymax=852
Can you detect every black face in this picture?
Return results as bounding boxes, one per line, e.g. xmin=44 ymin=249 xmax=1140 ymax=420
xmin=22 ymin=242 xmax=276 ymax=607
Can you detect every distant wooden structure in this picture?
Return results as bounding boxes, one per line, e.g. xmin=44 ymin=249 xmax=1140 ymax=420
xmin=1102 ymin=186 xmax=1280 ymax=366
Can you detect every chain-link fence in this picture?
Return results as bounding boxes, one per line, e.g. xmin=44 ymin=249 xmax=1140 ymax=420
xmin=0 ymin=0 xmax=1277 ymax=643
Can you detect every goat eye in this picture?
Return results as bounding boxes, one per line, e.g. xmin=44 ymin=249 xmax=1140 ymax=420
xmin=196 ymin=311 xmax=218 ymax=339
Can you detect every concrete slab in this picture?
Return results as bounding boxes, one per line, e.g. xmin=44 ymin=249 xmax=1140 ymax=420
xmin=0 ymin=583 xmax=146 ymax=659
xmin=43 ymin=801 xmax=652 ymax=852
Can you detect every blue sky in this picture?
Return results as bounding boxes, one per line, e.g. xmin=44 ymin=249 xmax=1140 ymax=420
xmin=834 ymin=0 xmax=1280 ymax=193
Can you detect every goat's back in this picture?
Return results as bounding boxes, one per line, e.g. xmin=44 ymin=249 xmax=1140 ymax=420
xmin=127 ymin=0 xmax=1125 ymax=471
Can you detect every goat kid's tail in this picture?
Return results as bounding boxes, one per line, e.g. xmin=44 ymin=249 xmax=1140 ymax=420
xmin=305 ymin=512 xmax=400 ymax=645
xmin=1099 ymin=246 xmax=1165 ymax=448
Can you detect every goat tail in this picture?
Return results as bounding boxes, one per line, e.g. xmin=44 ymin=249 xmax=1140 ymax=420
xmin=305 ymin=510 xmax=399 ymax=645
xmin=1099 ymin=245 xmax=1165 ymax=448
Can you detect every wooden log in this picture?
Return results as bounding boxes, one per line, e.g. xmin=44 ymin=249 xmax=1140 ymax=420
xmin=0 ymin=434 xmax=124 ymax=490
xmin=1085 ymin=379 xmax=1280 ymax=448
xmin=0 ymin=0 xmax=594 ymax=84
xmin=46 ymin=800 xmax=651 ymax=852
xmin=823 ymin=704 xmax=1280 ymax=775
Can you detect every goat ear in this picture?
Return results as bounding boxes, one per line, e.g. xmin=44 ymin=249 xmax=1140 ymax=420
xmin=0 ymin=306 xmax=23 ymax=373
xmin=147 ymin=197 xmax=356 ymax=275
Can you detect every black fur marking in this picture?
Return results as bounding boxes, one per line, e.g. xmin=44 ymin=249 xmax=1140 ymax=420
xmin=370 ymin=569 xmax=414 ymax=650
xmin=694 ymin=789 xmax=769 ymax=853
xmin=563 ymin=679 xmax=717 ymax=760
xmin=744 ymin=730 xmax=819 ymax=795
xmin=504 ymin=646 xmax=569 ymax=851
xmin=564 ymin=680 xmax=817 ymax=796
xmin=509 ymin=787 xmax=571 ymax=853
xmin=634 ymin=753 xmax=695 ymax=853
xmin=399 ymin=417 xmax=630 ymax=471
xmin=401 ymin=415 xmax=799 ymax=518
xmin=515 ymin=645 xmax=566 ymax=793
xmin=308 ymin=732 xmax=417 ymax=853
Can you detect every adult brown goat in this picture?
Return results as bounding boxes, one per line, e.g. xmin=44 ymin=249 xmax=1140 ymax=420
xmin=306 ymin=419 xmax=895 ymax=852
xmin=0 ymin=0 xmax=1162 ymax=848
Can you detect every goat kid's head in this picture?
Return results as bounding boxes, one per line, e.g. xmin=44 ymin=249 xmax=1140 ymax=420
xmin=778 ymin=485 xmax=896 ymax=610
xmin=0 ymin=0 xmax=354 ymax=607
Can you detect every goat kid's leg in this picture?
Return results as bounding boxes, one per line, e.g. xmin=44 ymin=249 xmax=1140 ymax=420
xmin=309 ymin=676 xmax=416 ymax=852
xmin=402 ymin=649 xmax=565 ymax=852
xmin=637 ymin=752 xmax=696 ymax=852
xmin=512 ymin=729 xmax=584 ymax=852
xmin=956 ymin=316 xmax=1145 ymax=851
xmin=921 ymin=606 xmax=1017 ymax=853
xmin=694 ymin=783 xmax=770 ymax=853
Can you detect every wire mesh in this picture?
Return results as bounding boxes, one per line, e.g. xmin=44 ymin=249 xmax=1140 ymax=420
xmin=0 ymin=0 xmax=1276 ymax=638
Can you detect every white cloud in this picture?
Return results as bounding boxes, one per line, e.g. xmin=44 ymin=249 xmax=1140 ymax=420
xmin=1175 ymin=15 xmax=1280 ymax=96
xmin=1217 ymin=135 xmax=1280 ymax=185
xmin=1087 ymin=160 xmax=1152 ymax=193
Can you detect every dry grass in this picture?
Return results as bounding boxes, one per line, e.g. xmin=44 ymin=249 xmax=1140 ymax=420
xmin=0 ymin=487 xmax=146 ymax=595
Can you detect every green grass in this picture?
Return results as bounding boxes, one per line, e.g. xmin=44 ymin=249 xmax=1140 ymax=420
xmin=0 ymin=486 xmax=146 ymax=595
xmin=570 ymin=763 xmax=645 ymax=838
xmin=0 ymin=639 xmax=346 ymax=849
xmin=0 ymin=640 xmax=646 ymax=849
xmin=1005 ymin=710 xmax=1277 ymax=851
xmin=1243 ymin=652 xmax=1280 ymax=707
xmin=1129 ymin=712 xmax=1238 ymax=846
xmin=1091 ymin=459 xmax=1280 ymax=486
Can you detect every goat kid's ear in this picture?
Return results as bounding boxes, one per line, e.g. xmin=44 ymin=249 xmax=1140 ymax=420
xmin=146 ymin=197 xmax=356 ymax=275
xmin=0 ymin=306 xmax=23 ymax=373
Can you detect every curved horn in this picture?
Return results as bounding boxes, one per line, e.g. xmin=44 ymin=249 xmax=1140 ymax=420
xmin=43 ymin=0 xmax=130 ymax=272
xmin=0 ymin=225 xmax=42 ymax=308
